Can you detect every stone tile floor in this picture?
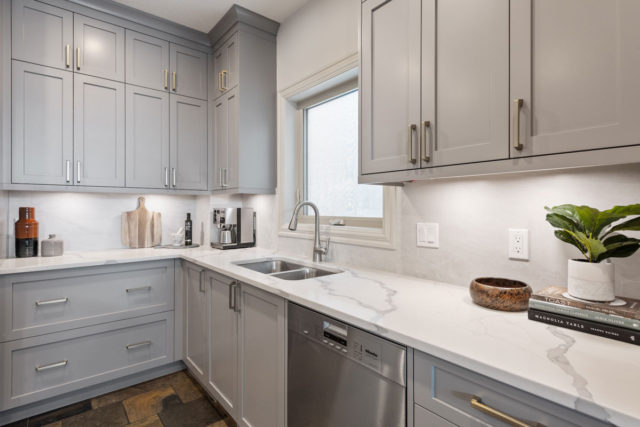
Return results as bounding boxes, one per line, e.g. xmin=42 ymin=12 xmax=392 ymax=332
xmin=8 ymin=370 xmax=235 ymax=427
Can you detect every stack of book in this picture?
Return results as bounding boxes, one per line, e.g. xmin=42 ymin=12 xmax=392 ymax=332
xmin=528 ymin=286 xmax=640 ymax=346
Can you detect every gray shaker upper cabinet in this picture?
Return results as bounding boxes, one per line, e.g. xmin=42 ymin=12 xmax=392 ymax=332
xmin=12 ymin=0 xmax=73 ymax=70
xmin=170 ymin=43 xmax=208 ymax=100
xmin=421 ymin=0 xmax=509 ymax=167
xmin=213 ymin=33 xmax=238 ymax=100
xmin=125 ymin=85 xmax=170 ymax=189
xmin=125 ymin=30 xmax=170 ymax=92
xmin=73 ymin=74 xmax=125 ymax=187
xmin=170 ymin=95 xmax=208 ymax=190
xmin=12 ymin=61 xmax=73 ymax=185
xmin=510 ymin=0 xmax=640 ymax=157
xmin=360 ymin=0 xmax=421 ymax=175
xmin=74 ymin=14 xmax=125 ymax=82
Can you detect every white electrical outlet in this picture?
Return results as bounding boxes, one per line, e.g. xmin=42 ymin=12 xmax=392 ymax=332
xmin=417 ymin=223 xmax=439 ymax=248
xmin=509 ymin=229 xmax=529 ymax=260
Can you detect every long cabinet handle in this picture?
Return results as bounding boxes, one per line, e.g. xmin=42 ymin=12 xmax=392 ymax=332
xmin=164 ymin=69 xmax=168 ymax=89
xmin=66 ymin=160 xmax=71 ymax=183
xmin=76 ymin=47 xmax=81 ymax=70
xmin=421 ymin=120 xmax=431 ymax=163
xmin=35 ymin=359 xmax=68 ymax=372
xmin=126 ymin=340 xmax=152 ymax=350
xmin=172 ymin=168 xmax=176 ymax=187
xmin=35 ymin=297 xmax=69 ymax=307
xmin=199 ymin=270 xmax=205 ymax=293
xmin=164 ymin=167 xmax=169 ymax=187
xmin=218 ymin=72 xmax=223 ymax=92
xmin=223 ymin=168 xmax=228 ymax=187
xmin=221 ymin=70 xmax=228 ymax=91
xmin=172 ymin=71 xmax=176 ymax=91
xmin=234 ymin=282 xmax=241 ymax=312
xmin=65 ymin=44 xmax=70 ymax=68
xmin=470 ymin=397 xmax=540 ymax=427
xmin=228 ymin=281 xmax=235 ymax=310
xmin=76 ymin=161 xmax=81 ymax=183
xmin=126 ymin=286 xmax=151 ymax=293
xmin=513 ymin=98 xmax=524 ymax=151
xmin=408 ymin=124 xmax=417 ymax=164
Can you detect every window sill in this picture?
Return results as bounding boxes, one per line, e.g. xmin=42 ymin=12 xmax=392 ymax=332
xmin=278 ymin=222 xmax=394 ymax=250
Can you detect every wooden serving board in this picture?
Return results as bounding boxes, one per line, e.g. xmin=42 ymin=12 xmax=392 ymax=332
xmin=121 ymin=197 xmax=162 ymax=248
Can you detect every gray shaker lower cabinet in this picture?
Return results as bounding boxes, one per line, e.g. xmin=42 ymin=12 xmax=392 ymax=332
xmin=169 ymin=95 xmax=208 ymax=190
xmin=183 ymin=263 xmax=208 ymax=384
xmin=125 ymin=85 xmax=170 ymax=189
xmin=11 ymin=61 xmax=73 ymax=185
xmin=74 ymin=74 xmax=125 ymax=187
xmin=413 ymin=351 xmax=610 ymax=427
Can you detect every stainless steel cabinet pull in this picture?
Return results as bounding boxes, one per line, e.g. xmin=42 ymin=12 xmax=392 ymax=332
xmin=234 ymin=283 xmax=241 ymax=312
xmin=421 ymin=120 xmax=431 ymax=163
xmin=76 ymin=161 xmax=81 ymax=183
xmin=172 ymin=168 xmax=176 ymax=187
xmin=221 ymin=70 xmax=228 ymax=90
xmin=66 ymin=160 xmax=71 ymax=183
xmin=76 ymin=47 xmax=81 ymax=70
xmin=513 ymin=98 xmax=524 ymax=151
xmin=35 ymin=297 xmax=69 ymax=307
xmin=126 ymin=286 xmax=151 ymax=293
xmin=65 ymin=44 xmax=70 ymax=68
xmin=199 ymin=270 xmax=205 ymax=293
xmin=408 ymin=124 xmax=417 ymax=164
xmin=223 ymin=168 xmax=228 ymax=187
xmin=172 ymin=71 xmax=176 ymax=91
xmin=164 ymin=167 xmax=169 ymax=187
xmin=218 ymin=168 xmax=223 ymax=188
xmin=228 ymin=281 xmax=236 ymax=310
xmin=164 ymin=69 xmax=168 ymax=89
xmin=126 ymin=340 xmax=152 ymax=350
xmin=470 ymin=397 xmax=539 ymax=427
xmin=35 ymin=359 xmax=68 ymax=372
xmin=218 ymin=72 xmax=223 ymax=92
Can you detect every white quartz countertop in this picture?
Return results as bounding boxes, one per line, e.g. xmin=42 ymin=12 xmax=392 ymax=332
xmin=1 ymin=247 xmax=637 ymax=426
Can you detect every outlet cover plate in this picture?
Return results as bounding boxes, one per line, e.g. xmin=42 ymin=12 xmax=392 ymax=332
xmin=509 ymin=228 xmax=529 ymax=260
xmin=417 ymin=223 xmax=439 ymax=248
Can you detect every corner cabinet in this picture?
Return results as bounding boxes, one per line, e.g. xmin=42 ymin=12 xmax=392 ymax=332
xmin=209 ymin=8 xmax=278 ymax=194
xmin=182 ymin=265 xmax=286 ymax=427
xmin=360 ymin=0 xmax=640 ymax=184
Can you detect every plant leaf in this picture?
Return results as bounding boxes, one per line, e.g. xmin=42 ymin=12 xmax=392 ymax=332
xmin=594 ymin=204 xmax=640 ymax=237
xmin=604 ymin=216 xmax=640 ymax=236
xmin=554 ymin=230 xmax=587 ymax=256
xmin=545 ymin=213 xmax=581 ymax=232
xmin=597 ymin=242 xmax=640 ymax=262
xmin=545 ymin=205 xmax=589 ymax=233
xmin=573 ymin=231 xmax=607 ymax=262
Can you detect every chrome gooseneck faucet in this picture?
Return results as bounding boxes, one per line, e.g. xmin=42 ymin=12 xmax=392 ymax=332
xmin=288 ymin=201 xmax=329 ymax=262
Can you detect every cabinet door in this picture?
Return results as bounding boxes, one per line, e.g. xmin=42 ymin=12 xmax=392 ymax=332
xmin=422 ymin=0 xmax=509 ymax=167
xmin=213 ymin=95 xmax=228 ymax=190
xmin=74 ymin=14 xmax=125 ymax=81
xmin=125 ymin=86 xmax=170 ymax=189
xmin=74 ymin=74 xmax=125 ymax=187
xmin=207 ymin=273 xmax=239 ymax=418
xmin=183 ymin=264 xmax=207 ymax=383
xmin=170 ymin=95 xmax=208 ymax=190
xmin=12 ymin=61 xmax=73 ymax=185
xmin=125 ymin=30 xmax=169 ymax=91
xmin=170 ymin=43 xmax=207 ymax=100
xmin=213 ymin=33 xmax=238 ymax=100
xmin=360 ymin=0 xmax=421 ymax=175
xmin=237 ymin=284 xmax=286 ymax=427
xmin=12 ymin=0 xmax=73 ymax=70
xmin=511 ymin=0 xmax=640 ymax=157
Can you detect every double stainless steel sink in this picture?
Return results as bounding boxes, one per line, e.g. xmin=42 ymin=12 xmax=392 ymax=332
xmin=235 ymin=258 xmax=340 ymax=281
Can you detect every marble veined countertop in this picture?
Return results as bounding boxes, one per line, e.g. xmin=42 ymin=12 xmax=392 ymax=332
xmin=1 ymin=247 xmax=638 ymax=426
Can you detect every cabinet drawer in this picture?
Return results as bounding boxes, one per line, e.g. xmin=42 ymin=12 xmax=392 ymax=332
xmin=414 ymin=351 xmax=610 ymax=427
xmin=414 ymin=404 xmax=454 ymax=427
xmin=0 ymin=312 xmax=173 ymax=410
xmin=0 ymin=261 xmax=174 ymax=342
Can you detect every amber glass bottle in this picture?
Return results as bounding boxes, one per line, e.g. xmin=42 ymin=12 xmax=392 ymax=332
xmin=15 ymin=207 xmax=38 ymax=257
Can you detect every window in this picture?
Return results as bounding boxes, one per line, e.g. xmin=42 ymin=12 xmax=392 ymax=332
xmin=298 ymin=81 xmax=383 ymax=227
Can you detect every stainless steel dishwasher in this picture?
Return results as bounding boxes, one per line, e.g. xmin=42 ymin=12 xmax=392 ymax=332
xmin=288 ymin=303 xmax=406 ymax=427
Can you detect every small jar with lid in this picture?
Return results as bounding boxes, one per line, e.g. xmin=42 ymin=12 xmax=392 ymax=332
xmin=41 ymin=234 xmax=64 ymax=257
xmin=15 ymin=207 xmax=38 ymax=258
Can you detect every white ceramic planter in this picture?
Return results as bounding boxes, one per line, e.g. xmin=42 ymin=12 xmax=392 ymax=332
xmin=567 ymin=259 xmax=615 ymax=302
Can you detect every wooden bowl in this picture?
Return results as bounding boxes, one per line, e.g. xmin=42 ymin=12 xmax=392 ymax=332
xmin=469 ymin=277 xmax=532 ymax=312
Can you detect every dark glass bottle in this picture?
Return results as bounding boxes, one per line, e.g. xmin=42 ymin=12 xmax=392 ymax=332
xmin=15 ymin=207 xmax=38 ymax=257
xmin=185 ymin=213 xmax=192 ymax=246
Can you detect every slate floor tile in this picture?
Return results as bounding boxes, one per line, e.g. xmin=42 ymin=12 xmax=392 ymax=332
xmin=122 ymin=386 xmax=176 ymax=423
xmin=126 ymin=414 xmax=164 ymax=427
xmin=158 ymin=398 xmax=223 ymax=427
xmin=60 ymin=402 xmax=128 ymax=427
xmin=42 ymin=423 xmax=62 ymax=427
xmin=91 ymin=385 xmax=147 ymax=409
xmin=137 ymin=371 xmax=204 ymax=403
xmin=28 ymin=400 xmax=92 ymax=427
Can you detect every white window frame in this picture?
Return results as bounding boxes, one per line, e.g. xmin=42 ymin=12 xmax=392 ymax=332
xmin=277 ymin=54 xmax=396 ymax=250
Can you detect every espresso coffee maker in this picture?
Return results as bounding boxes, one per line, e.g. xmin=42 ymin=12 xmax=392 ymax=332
xmin=211 ymin=208 xmax=256 ymax=249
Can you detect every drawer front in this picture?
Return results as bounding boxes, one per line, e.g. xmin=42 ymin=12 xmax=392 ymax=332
xmin=414 ymin=351 xmax=610 ymax=427
xmin=1 ymin=261 xmax=174 ymax=341
xmin=414 ymin=404 xmax=455 ymax=427
xmin=1 ymin=312 xmax=173 ymax=410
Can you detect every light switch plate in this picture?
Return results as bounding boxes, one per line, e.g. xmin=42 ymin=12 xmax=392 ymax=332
xmin=417 ymin=223 xmax=439 ymax=248
xmin=509 ymin=228 xmax=529 ymax=260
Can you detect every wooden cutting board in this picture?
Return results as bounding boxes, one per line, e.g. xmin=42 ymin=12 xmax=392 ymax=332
xmin=121 ymin=197 xmax=162 ymax=248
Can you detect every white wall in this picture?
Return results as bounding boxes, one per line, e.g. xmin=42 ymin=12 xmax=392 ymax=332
xmin=244 ymin=0 xmax=640 ymax=298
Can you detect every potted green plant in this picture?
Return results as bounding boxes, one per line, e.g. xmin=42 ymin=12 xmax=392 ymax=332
xmin=545 ymin=204 xmax=640 ymax=302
